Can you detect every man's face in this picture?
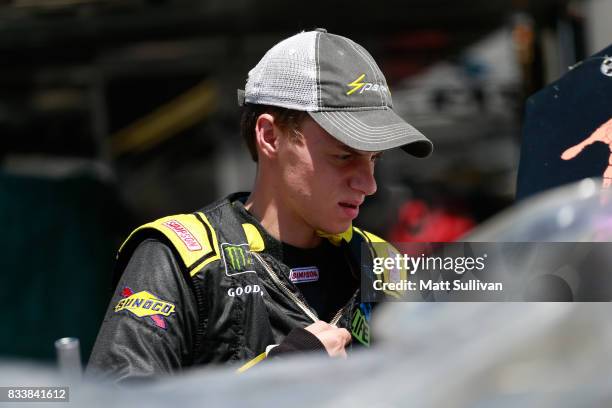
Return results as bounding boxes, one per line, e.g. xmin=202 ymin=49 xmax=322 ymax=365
xmin=276 ymin=117 xmax=381 ymax=234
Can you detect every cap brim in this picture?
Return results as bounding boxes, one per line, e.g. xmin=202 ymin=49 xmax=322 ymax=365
xmin=308 ymin=108 xmax=433 ymax=158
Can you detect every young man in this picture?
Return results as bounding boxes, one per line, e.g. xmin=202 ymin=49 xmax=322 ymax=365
xmin=87 ymin=28 xmax=432 ymax=382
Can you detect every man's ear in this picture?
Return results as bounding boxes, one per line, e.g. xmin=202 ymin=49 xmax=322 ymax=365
xmin=255 ymin=113 xmax=279 ymax=160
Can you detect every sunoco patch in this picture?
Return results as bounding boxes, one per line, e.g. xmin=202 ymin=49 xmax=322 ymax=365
xmin=114 ymin=287 xmax=176 ymax=329
xmin=289 ymin=266 xmax=319 ymax=283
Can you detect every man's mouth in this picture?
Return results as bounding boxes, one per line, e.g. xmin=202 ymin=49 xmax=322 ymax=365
xmin=339 ymin=202 xmax=358 ymax=209
xmin=338 ymin=201 xmax=362 ymax=219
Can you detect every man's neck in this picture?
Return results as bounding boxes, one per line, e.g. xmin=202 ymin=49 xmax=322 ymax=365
xmin=244 ymin=188 xmax=322 ymax=249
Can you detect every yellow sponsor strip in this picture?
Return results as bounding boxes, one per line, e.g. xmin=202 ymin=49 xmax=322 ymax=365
xmin=316 ymin=226 xmax=353 ymax=246
xmin=242 ymin=223 xmax=265 ymax=252
xmin=236 ymin=352 xmax=267 ymax=374
xmin=354 ymin=228 xmax=405 ymax=299
xmin=119 ymin=213 xmax=218 ymax=273
xmin=190 ymin=212 xmax=221 ymax=277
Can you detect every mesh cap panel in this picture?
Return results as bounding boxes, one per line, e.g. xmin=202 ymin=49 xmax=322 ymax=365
xmin=245 ymin=31 xmax=319 ymax=111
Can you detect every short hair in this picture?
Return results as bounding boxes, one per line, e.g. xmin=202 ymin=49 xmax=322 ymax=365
xmin=240 ymin=104 xmax=309 ymax=162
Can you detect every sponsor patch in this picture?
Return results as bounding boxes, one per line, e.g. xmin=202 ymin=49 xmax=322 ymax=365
xmin=346 ymin=73 xmax=389 ymax=96
xmin=163 ymin=219 xmax=202 ymax=251
xmin=289 ymin=266 xmax=319 ymax=283
xmin=221 ymin=243 xmax=256 ymax=275
xmin=115 ymin=287 xmax=176 ymax=329
xmin=227 ymin=284 xmax=264 ymax=297
xmin=351 ymin=303 xmax=371 ymax=347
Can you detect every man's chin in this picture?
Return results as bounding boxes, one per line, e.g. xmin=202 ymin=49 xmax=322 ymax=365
xmin=319 ymin=221 xmax=352 ymax=236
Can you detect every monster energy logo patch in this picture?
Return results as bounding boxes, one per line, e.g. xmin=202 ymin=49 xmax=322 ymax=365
xmin=351 ymin=307 xmax=371 ymax=347
xmin=221 ymin=243 xmax=255 ymax=275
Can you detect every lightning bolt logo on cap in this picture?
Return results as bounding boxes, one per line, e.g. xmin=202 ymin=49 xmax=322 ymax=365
xmin=346 ymin=74 xmax=366 ymax=95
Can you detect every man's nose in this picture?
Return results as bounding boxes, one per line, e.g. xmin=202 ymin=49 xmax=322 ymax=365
xmin=349 ymin=162 xmax=377 ymax=196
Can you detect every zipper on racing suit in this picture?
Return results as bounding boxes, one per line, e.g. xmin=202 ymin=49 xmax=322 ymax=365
xmin=234 ymin=251 xmax=359 ymax=374
xmin=251 ymin=252 xmax=349 ymax=326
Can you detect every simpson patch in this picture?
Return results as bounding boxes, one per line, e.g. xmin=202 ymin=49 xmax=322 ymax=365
xmin=162 ymin=219 xmax=202 ymax=251
xmin=289 ymin=266 xmax=319 ymax=283
xmin=114 ymin=287 xmax=176 ymax=329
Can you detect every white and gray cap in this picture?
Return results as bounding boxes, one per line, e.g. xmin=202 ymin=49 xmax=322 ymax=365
xmin=238 ymin=28 xmax=433 ymax=158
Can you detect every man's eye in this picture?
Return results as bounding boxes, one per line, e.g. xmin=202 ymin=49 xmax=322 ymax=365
xmin=335 ymin=154 xmax=352 ymax=161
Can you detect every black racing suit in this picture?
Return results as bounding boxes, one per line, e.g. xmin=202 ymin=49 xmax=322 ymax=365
xmin=87 ymin=193 xmax=398 ymax=382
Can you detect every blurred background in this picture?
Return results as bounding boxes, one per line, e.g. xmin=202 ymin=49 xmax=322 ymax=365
xmin=1 ymin=0 xmax=611 ymax=363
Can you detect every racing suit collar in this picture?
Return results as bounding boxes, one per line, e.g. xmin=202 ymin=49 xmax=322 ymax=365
xmin=227 ymin=192 xmax=354 ymax=249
